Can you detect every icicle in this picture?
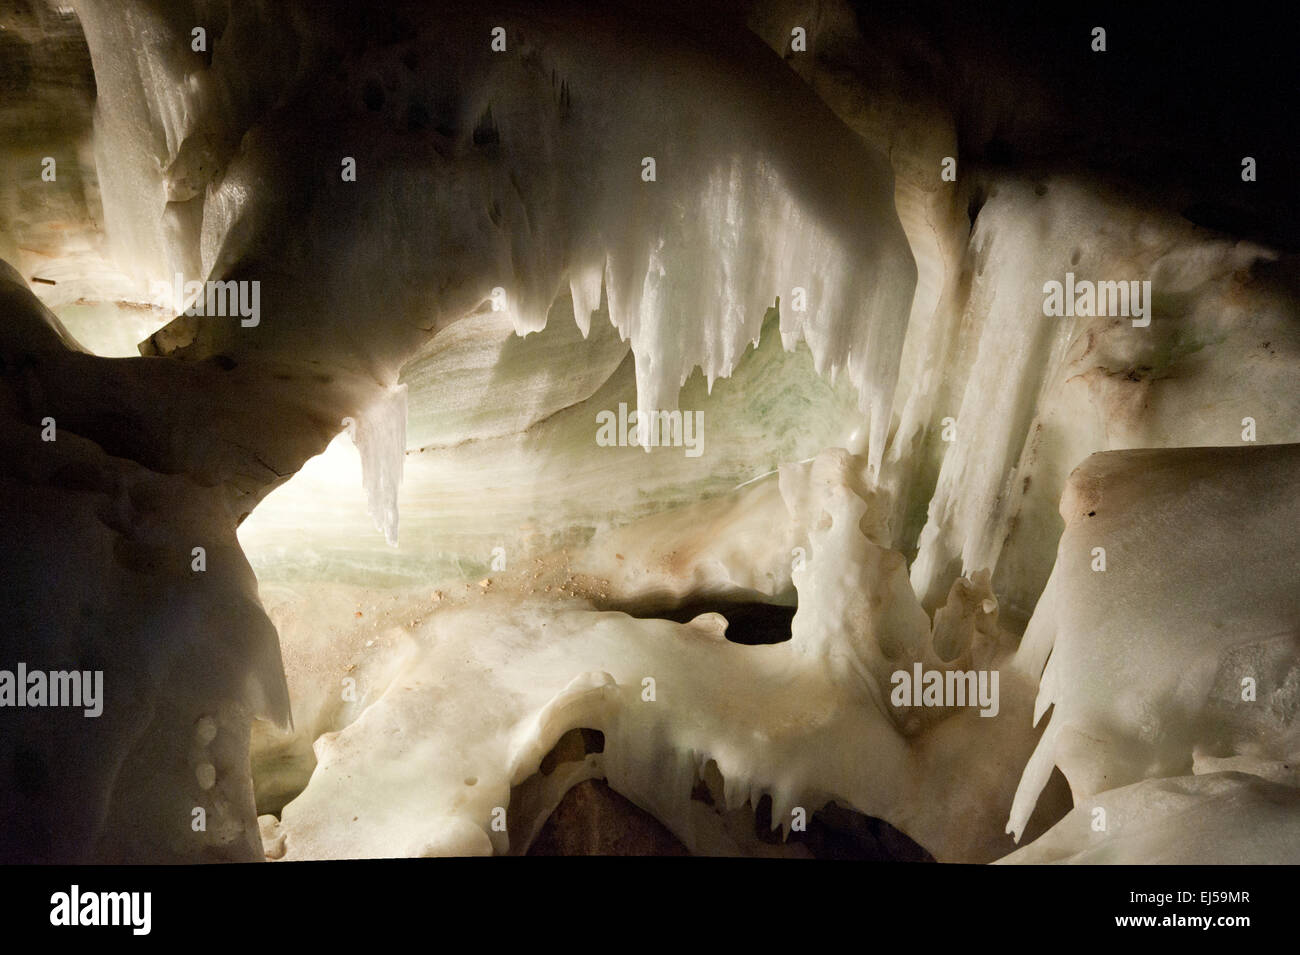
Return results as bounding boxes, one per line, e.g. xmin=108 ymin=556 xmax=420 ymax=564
xmin=569 ymin=263 xmax=603 ymax=339
xmin=345 ymin=384 xmax=408 ymax=546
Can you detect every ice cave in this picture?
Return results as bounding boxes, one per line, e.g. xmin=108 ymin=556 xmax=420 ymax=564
xmin=1 ymin=0 xmax=1297 ymax=869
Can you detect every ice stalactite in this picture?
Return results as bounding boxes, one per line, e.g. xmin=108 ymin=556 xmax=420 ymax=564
xmin=885 ymin=176 xmax=1300 ymax=623
xmin=585 ymin=146 xmax=914 ymax=473
xmin=344 ymin=384 xmax=408 ymax=546
xmin=77 ymin=1 xmax=916 ymax=490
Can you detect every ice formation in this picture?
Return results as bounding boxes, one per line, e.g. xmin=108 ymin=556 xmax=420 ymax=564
xmin=77 ymin=0 xmax=916 ymax=487
xmin=344 ymin=384 xmax=408 ymax=546
xmin=1007 ymin=444 xmax=1300 ymax=842
xmin=261 ymin=450 xmax=1052 ymax=862
xmin=1 ymin=0 xmax=1297 ymax=865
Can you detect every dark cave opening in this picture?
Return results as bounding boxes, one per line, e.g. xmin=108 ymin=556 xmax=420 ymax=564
xmin=623 ymin=600 xmax=796 ymax=646
xmin=516 ymin=730 xmax=936 ymax=860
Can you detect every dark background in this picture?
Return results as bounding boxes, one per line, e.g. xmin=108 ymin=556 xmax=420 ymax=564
xmin=847 ymin=0 xmax=1300 ymax=250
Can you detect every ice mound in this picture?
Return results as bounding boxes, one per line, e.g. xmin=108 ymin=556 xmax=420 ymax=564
xmin=1008 ymin=443 xmax=1300 ymax=842
xmin=264 ymin=449 xmax=1049 ymax=863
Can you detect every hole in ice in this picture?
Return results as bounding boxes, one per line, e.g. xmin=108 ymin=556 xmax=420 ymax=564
xmin=690 ymin=758 xmax=724 ymax=807
xmin=626 ymin=601 xmax=795 ymax=645
xmin=506 ymin=727 xmax=610 ymax=854
xmin=539 ymin=727 xmax=605 ymax=776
